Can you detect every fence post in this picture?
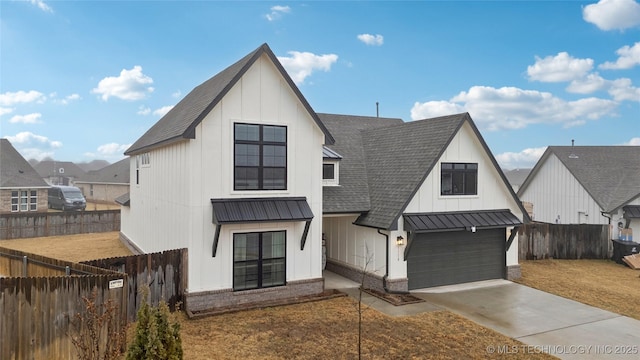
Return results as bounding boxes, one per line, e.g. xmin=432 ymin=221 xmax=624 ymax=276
xmin=23 ymin=255 xmax=28 ymax=277
xmin=66 ymin=266 xmax=70 ymax=275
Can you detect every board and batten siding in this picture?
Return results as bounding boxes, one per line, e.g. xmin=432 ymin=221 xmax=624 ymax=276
xmin=519 ymin=154 xmax=607 ymax=226
xmin=322 ymin=215 xmax=388 ymax=278
xmin=402 ymin=121 xmax=524 ymax=269
xmin=121 ymin=53 xmax=325 ymax=293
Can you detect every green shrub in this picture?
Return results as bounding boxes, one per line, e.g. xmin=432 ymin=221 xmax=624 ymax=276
xmin=126 ymin=292 xmax=182 ymax=360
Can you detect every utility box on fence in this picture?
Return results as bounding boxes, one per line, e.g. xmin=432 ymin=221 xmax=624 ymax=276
xmin=611 ymin=238 xmax=639 ymax=264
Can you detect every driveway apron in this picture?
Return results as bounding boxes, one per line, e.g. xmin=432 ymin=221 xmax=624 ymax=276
xmin=414 ymin=281 xmax=640 ymax=359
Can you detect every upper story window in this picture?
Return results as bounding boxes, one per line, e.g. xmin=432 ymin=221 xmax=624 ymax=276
xmin=234 ymin=123 xmax=287 ymax=190
xmin=441 ymin=162 xmax=478 ymax=196
xmin=322 ymin=161 xmax=339 ymax=186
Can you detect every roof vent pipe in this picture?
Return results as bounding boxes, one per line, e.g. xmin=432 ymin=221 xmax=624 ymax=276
xmin=571 ymin=139 xmax=574 ymax=146
xmin=376 ymin=102 xmax=379 ymax=117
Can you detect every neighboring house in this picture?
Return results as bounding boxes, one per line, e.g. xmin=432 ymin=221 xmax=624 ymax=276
xmin=33 ymin=160 xmax=86 ymax=186
xmin=119 ymin=43 xmax=527 ymax=312
xmin=75 ymin=158 xmax=129 ymax=203
xmin=518 ymin=146 xmax=640 ymax=240
xmin=503 ymin=168 xmax=531 ymax=193
xmin=320 ymin=113 xmax=527 ymax=291
xmin=0 ymin=139 xmax=49 ymax=213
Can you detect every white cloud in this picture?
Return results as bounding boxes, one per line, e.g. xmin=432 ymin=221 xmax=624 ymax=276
xmin=0 ymin=90 xmax=45 ymax=106
xmin=623 ymin=137 xmax=640 ymax=145
xmin=51 ymin=93 xmax=81 ymax=105
xmin=91 ymin=66 xmax=154 ymax=101
xmin=9 ymin=113 xmax=42 ymax=124
xmin=6 ymin=131 xmax=62 ymax=148
xmin=171 ymin=90 xmax=182 ymax=98
xmin=608 ymin=78 xmax=640 ymax=101
xmin=153 ymin=105 xmax=174 ymax=117
xmin=28 ymin=0 xmax=53 ymax=13
xmin=410 ymin=100 xmax=465 ymax=120
xmin=411 ymin=86 xmax=618 ymax=130
xmin=527 ymin=52 xmax=594 ymax=82
xmin=583 ymin=0 xmax=640 ymax=31
xmin=495 ymin=147 xmax=547 ymax=169
xmin=265 ymin=5 xmax=291 ymax=21
xmin=566 ymin=73 xmax=608 ymax=93
xmin=357 ymin=34 xmax=384 ymax=46
xmin=20 ymin=148 xmax=56 ymax=161
xmin=600 ymin=42 xmax=640 ymax=69
xmin=97 ymin=143 xmax=131 ymax=155
xmin=137 ymin=106 xmax=151 ymax=115
xmin=0 ymin=107 xmax=14 ymax=116
xmin=278 ymin=51 xmax=338 ymax=85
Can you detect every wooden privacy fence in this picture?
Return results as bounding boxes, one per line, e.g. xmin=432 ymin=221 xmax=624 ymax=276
xmin=82 ymin=248 xmax=188 ymax=322
xmin=0 ymin=247 xmax=127 ymax=360
xmin=0 ymin=210 xmax=120 ymax=240
xmin=519 ymin=223 xmax=611 ymax=260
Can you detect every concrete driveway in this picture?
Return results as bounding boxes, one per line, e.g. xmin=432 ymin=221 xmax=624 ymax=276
xmin=414 ymin=280 xmax=640 ymax=359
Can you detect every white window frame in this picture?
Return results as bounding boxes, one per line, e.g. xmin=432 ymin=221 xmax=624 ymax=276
xmin=322 ymin=160 xmax=339 ymax=186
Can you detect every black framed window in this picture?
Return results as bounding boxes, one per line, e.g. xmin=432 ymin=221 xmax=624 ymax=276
xmin=323 ymin=163 xmax=335 ymax=180
xmin=234 ymin=123 xmax=287 ymax=190
xmin=233 ymin=231 xmax=286 ymax=291
xmin=441 ymin=163 xmax=478 ymax=195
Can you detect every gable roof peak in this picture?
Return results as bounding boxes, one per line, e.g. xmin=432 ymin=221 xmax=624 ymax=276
xmin=126 ymin=43 xmax=333 ymax=155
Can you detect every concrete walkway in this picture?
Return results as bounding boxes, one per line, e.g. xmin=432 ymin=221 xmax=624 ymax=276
xmin=325 ymin=271 xmax=640 ymax=359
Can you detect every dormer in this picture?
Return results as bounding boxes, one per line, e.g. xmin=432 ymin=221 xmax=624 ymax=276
xmin=322 ymin=146 xmax=342 ymax=186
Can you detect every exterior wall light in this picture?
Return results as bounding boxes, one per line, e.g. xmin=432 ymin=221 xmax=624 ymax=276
xmin=396 ymin=235 xmax=405 ymax=246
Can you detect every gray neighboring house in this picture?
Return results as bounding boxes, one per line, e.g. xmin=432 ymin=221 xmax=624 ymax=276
xmin=33 ymin=160 xmax=86 ymax=186
xmin=0 ymin=139 xmax=49 ymax=213
xmin=503 ymin=168 xmax=532 ymax=193
xmin=518 ymin=146 xmax=640 ymax=240
xmin=75 ymin=158 xmax=130 ymax=203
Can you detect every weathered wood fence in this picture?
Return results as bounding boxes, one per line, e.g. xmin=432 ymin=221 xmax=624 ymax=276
xmin=0 ymin=247 xmax=187 ymax=359
xmin=0 ymin=210 xmax=120 ymax=240
xmin=82 ymin=248 xmax=187 ymax=321
xmin=0 ymin=247 xmax=127 ymax=360
xmin=519 ymin=223 xmax=611 ymax=260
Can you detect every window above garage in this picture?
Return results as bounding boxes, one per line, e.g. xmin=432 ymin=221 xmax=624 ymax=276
xmin=441 ymin=162 xmax=477 ymax=196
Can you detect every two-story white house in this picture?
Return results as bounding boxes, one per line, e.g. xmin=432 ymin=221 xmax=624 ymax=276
xmin=119 ymin=43 xmax=527 ymax=312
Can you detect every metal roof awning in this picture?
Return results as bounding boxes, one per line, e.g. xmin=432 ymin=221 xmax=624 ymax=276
xmin=210 ymin=197 xmax=314 ymax=256
xmin=114 ymin=192 xmax=130 ymax=207
xmin=322 ymin=146 xmax=343 ymax=160
xmin=623 ymin=205 xmax=640 ymax=219
xmin=404 ymin=209 xmax=522 ymax=233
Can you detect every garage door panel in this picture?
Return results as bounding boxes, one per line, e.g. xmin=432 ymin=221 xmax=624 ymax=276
xmin=407 ymin=229 xmax=505 ymax=289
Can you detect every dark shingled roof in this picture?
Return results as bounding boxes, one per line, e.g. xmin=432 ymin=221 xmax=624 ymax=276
xmin=503 ymin=168 xmax=532 ymax=188
xmin=319 ymin=114 xmax=403 ymax=214
xmin=77 ymin=158 xmax=130 ymax=184
xmin=126 ymin=43 xmax=333 ymax=155
xmin=355 ymin=113 xmax=468 ymax=229
xmin=321 ymin=112 xmax=527 ymax=230
xmin=0 ymin=139 xmax=49 ymax=188
xmin=33 ymin=160 xmax=86 ymax=178
xmin=519 ymin=146 xmax=640 ymax=212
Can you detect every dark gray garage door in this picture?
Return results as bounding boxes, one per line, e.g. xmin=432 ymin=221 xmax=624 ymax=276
xmin=407 ymin=229 xmax=505 ymax=289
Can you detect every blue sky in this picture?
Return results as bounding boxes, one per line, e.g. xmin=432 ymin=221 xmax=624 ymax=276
xmin=1 ymin=0 xmax=639 ymax=169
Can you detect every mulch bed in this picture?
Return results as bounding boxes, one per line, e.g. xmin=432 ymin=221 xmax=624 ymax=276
xmin=362 ymin=288 xmax=426 ymax=306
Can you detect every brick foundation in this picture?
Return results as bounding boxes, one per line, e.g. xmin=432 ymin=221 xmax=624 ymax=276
xmin=507 ymin=265 xmax=521 ymax=280
xmin=326 ymin=259 xmax=408 ymax=293
xmin=185 ymin=277 xmax=324 ymax=313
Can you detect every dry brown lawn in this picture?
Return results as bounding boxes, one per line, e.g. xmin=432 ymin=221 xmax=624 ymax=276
xmin=516 ymin=259 xmax=640 ymax=320
xmin=0 ymin=232 xmax=132 ymax=262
